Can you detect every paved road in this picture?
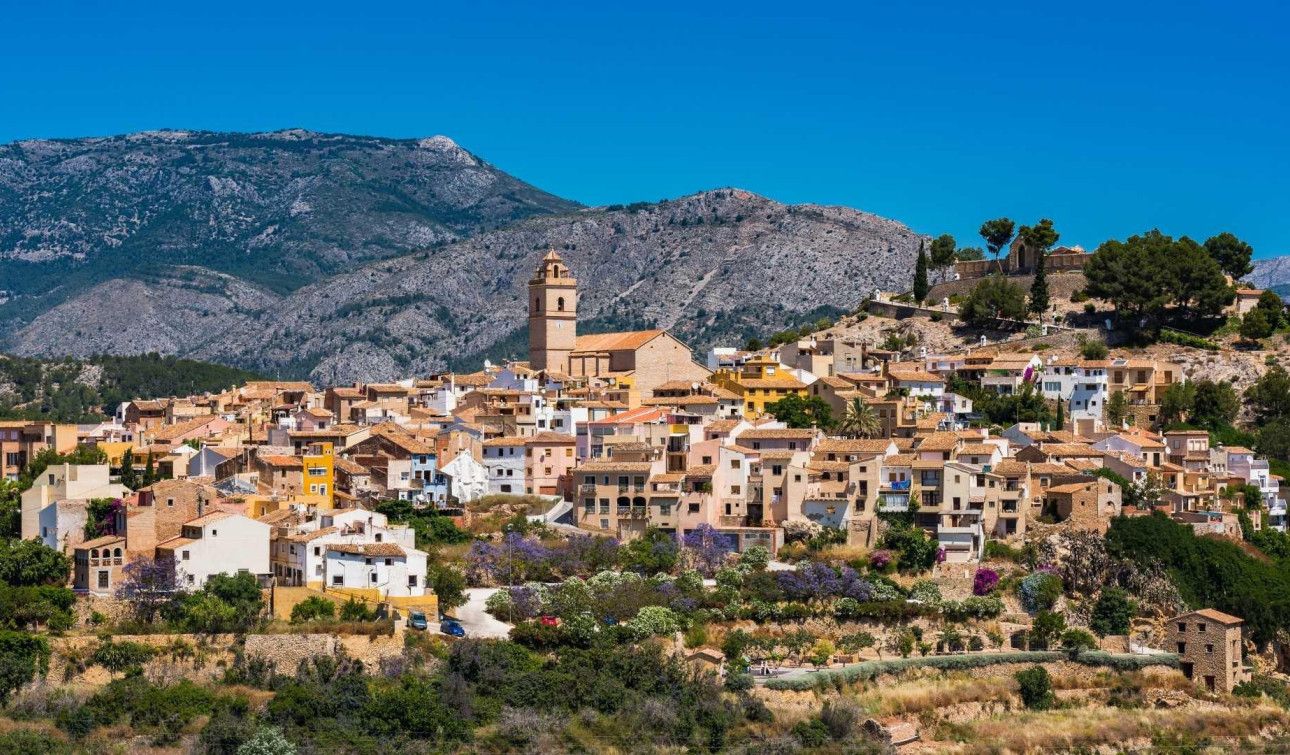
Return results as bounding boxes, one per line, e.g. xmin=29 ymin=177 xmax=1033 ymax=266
xmin=449 ymin=587 xmax=512 ymax=639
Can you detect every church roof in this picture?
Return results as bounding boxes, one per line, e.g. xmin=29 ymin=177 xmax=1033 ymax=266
xmin=573 ymin=330 xmax=665 ymax=353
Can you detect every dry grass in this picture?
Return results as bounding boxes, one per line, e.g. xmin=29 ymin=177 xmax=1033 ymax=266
xmin=941 ymin=704 xmax=1289 ymax=752
xmin=1049 ymin=667 xmax=1193 ymax=692
xmin=852 ymin=676 xmax=1015 ymax=716
xmin=466 ymin=494 xmax=550 ymax=514
xmin=817 ymin=543 xmax=871 ymax=562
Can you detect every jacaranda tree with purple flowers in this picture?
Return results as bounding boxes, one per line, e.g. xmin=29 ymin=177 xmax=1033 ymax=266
xmin=681 ymin=523 xmax=733 ymax=577
xmin=776 ymin=561 xmax=874 ymax=603
xmin=464 ymin=533 xmax=553 ymax=586
xmin=554 ymin=533 xmax=620 ymax=577
xmin=116 ymin=554 xmax=183 ymax=622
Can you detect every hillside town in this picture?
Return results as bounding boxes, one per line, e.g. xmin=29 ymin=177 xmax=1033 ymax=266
xmin=10 ymin=250 xmax=1280 ymax=617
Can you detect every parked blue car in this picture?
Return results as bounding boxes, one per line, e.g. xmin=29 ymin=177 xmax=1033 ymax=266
xmin=440 ymin=618 xmax=466 ymax=637
xmin=408 ymin=610 xmax=428 ymax=631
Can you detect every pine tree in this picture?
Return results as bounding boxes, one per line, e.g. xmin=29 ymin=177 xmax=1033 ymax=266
xmin=1029 ymin=247 xmax=1049 ymax=316
xmin=913 ymin=241 xmax=929 ymax=304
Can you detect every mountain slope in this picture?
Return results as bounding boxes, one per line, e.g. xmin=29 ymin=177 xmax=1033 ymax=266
xmin=0 ymin=129 xmax=579 ymax=325
xmin=10 ymin=189 xmax=925 ymax=383
xmin=1251 ymin=256 xmax=1290 ymax=293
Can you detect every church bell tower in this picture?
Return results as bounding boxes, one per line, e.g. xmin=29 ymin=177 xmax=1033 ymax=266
xmin=528 ymin=249 xmax=577 ymax=372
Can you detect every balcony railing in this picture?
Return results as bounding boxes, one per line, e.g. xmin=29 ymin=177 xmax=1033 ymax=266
xmin=579 ymin=483 xmax=597 ymax=493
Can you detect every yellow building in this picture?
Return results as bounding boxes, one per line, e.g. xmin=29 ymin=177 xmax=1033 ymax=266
xmin=302 ymin=442 xmax=335 ymax=509
xmin=713 ymin=355 xmax=808 ymax=418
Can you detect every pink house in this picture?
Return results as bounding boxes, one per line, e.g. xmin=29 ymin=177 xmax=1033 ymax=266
xmin=526 ymin=431 xmax=577 ymax=498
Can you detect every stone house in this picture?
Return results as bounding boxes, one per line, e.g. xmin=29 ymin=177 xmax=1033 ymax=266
xmin=1168 ymin=609 xmax=1248 ymax=693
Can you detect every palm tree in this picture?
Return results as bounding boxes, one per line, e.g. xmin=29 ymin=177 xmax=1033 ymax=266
xmin=838 ymin=396 xmax=881 ymax=439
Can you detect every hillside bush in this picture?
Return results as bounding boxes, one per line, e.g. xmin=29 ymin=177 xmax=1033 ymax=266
xmin=1019 ymin=571 xmax=1063 ymax=612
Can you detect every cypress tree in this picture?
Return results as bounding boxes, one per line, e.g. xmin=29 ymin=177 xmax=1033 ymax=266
xmin=1054 ymin=395 xmax=1064 ymax=431
xmin=913 ymin=241 xmax=929 ymax=304
xmin=1029 ymin=248 xmax=1049 ymax=316
xmin=120 ymin=447 xmax=137 ymax=489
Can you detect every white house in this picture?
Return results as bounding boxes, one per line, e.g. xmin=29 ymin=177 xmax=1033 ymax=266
xmin=157 ymin=511 xmax=271 ymax=588
xmin=273 ymin=508 xmax=418 ymax=588
xmin=1039 ymin=358 xmax=1108 ymax=433
xmin=324 ymin=543 xmax=429 ymax=599
xmin=482 ymin=437 xmax=527 ymax=495
xmin=440 ymin=450 xmax=489 ymax=503
xmin=22 ymin=464 xmax=132 ymax=551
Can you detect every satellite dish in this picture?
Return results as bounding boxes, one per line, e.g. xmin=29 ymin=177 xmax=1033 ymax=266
xmin=691 ymin=382 xmax=699 ymax=391
xmin=484 ymin=359 xmax=493 ymax=370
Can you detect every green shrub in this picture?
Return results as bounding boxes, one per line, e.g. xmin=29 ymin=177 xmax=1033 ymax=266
xmin=941 ymin=596 xmax=1004 ymax=622
xmin=763 ymin=651 xmax=1176 ymax=691
xmin=1019 ymin=572 xmax=1062 ymax=612
xmin=907 ymin=579 xmax=942 ymax=604
xmin=56 ymin=705 xmax=97 ymax=740
xmin=338 ymin=598 xmax=375 ymax=622
xmin=1234 ymin=675 xmax=1290 ymax=709
xmin=1016 ymin=665 xmax=1055 ymax=709
xmin=0 ymin=631 xmax=51 ymax=704
xmin=0 ymin=730 xmax=73 ymax=755
xmin=290 ymin=596 xmax=336 ymax=624
xmin=1158 ymin=329 xmax=1220 ymax=351
xmin=792 ymin=718 xmax=831 ymax=747
xmin=91 ymin=638 xmax=155 ymax=676
xmin=1090 ymin=587 xmax=1137 ymax=636
xmin=1060 ymin=628 xmax=1098 ymax=650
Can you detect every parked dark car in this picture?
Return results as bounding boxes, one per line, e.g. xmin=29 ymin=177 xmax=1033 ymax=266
xmin=408 ymin=610 xmax=428 ymax=631
xmin=440 ymin=618 xmax=466 ymax=637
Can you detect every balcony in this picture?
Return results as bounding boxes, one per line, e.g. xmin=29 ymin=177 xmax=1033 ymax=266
xmin=617 ymin=506 xmax=648 ymax=518
xmin=719 ymin=514 xmax=759 ymax=528
xmin=878 ymin=492 xmax=911 ymax=512
xmin=579 ymin=483 xmax=598 ymax=494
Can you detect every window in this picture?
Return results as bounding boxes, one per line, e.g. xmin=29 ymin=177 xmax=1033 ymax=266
xmin=731 ymin=459 xmax=741 ymax=469
xmin=314 ymin=547 xmax=321 ymax=556
xmin=97 ymin=571 xmax=109 ymax=590
xmin=1177 ymin=642 xmax=1186 ymax=653
xmin=384 ymin=558 xmax=392 ymax=566
xmin=1198 ymin=622 xmax=1207 ymax=633
xmin=370 ymin=573 xmax=378 ymax=583
xmin=408 ymin=575 xmax=418 ymax=587
xmin=1206 ymin=644 xmax=1214 ymax=654
xmin=1177 ymin=622 xmax=1186 ymax=632
xmin=167 ymin=498 xmax=174 ymax=507
xmin=333 ymin=575 xmax=343 ymax=586
xmin=211 ymin=529 xmax=217 ymax=537
xmin=182 ymin=550 xmax=190 ymax=561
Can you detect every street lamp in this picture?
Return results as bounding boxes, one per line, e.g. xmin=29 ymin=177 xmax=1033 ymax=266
xmin=504 ymin=523 xmax=514 ymax=624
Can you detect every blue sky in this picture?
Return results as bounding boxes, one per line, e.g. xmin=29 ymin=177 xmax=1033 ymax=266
xmin=3 ymin=1 xmax=1287 ymax=256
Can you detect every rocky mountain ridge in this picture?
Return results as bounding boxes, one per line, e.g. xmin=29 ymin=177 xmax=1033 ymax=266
xmin=1 ymin=131 xmax=926 ymax=383
xmin=0 ymin=129 xmax=578 ymax=318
